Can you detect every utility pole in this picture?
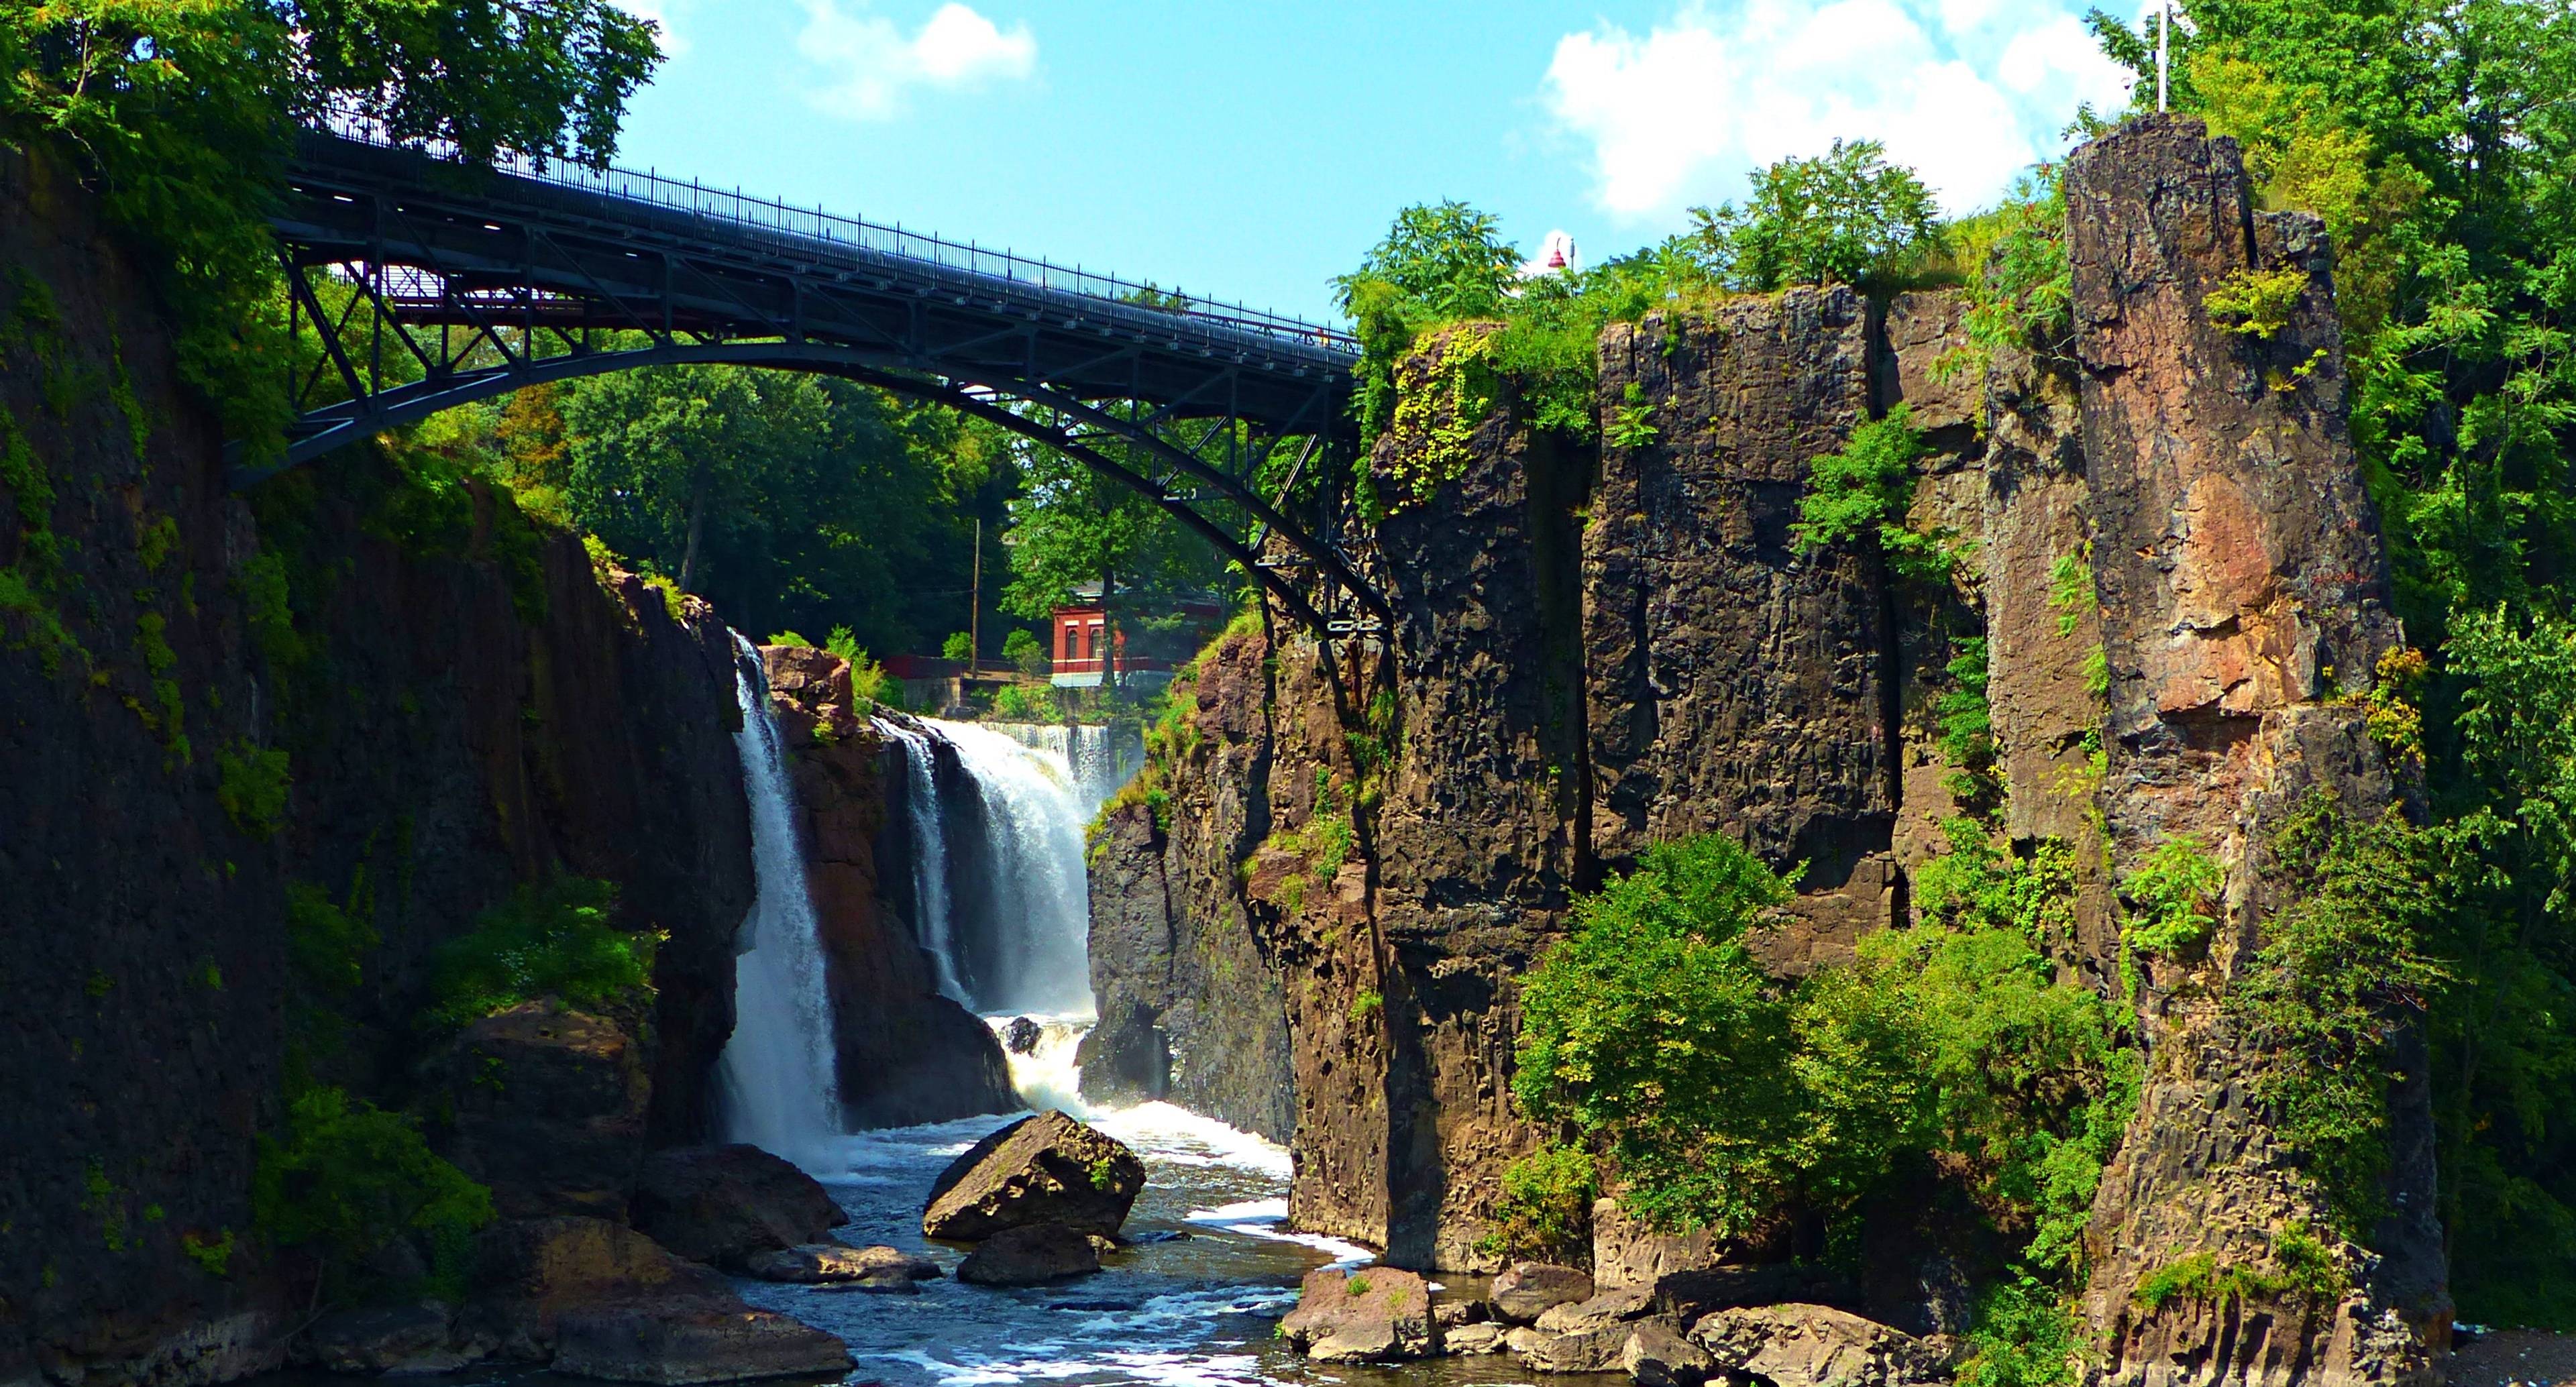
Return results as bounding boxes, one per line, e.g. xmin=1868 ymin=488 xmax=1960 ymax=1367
xmin=2157 ymin=0 xmax=2171 ymax=112
xmin=969 ymin=517 xmax=982 ymax=679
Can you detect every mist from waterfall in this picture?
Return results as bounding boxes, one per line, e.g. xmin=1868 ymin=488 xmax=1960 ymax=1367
xmin=992 ymin=722 xmax=1146 ymax=818
xmin=714 ymin=634 xmax=843 ymax=1164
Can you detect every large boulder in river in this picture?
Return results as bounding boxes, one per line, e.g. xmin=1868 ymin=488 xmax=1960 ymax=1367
xmin=955 ymin=1223 xmax=1103 ymax=1285
xmin=464 ymin=1215 xmax=850 ymax=1382
xmin=740 ymin=1243 xmax=941 ymax=1286
xmin=631 ymin=1146 xmax=844 ymax=1268
xmin=1278 ymin=1267 xmax=1442 ymax=1362
xmin=922 ymin=1111 xmax=1146 ymax=1239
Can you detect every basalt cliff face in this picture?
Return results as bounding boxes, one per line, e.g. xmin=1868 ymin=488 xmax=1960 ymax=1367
xmin=1093 ymin=116 xmax=2445 ymax=1384
xmin=0 ymin=148 xmax=761 ymax=1384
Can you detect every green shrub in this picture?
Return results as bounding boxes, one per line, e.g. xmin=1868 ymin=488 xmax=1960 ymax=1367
xmin=1346 ymin=1274 xmax=1373 ymax=1297
xmin=253 ymin=1087 xmax=495 ymax=1302
xmin=2231 ymin=795 xmax=2445 ymax=1233
xmin=1935 ymin=167 xmax=2073 ymax=391
xmin=993 ymin=681 xmax=1053 ymax=721
xmin=2047 ymin=549 xmax=2094 ymax=636
xmin=2203 ymin=266 xmax=2310 ymax=339
xmin=1605 ymin=381 xmax=1660 ymax=448
xmin=1688 ymin=139 xmax=1943 ymax=293
xmin=767 ymin=629 xmax=813 ymax=649
xmin=1938 ymin=638 xmax=2000 ymax=806
xmin=942 ymin=630 xmax=974 ymax=661
xmin=1003 ymin=626 xmax=1046 ymax=675
xmin=215 ymin=740 xmax=290 ymax=839
xmin=1482 ymin=1143 xmax=1597 ymax=1264
xmin=1790 ymin=406 xmax=1955 ymax=583
xmin=1956 ymin=1275 xmax=2084 ymax=1387
xmin=2122 ymin=839 xmax=2223 ymax=956
xmin=180 ymin=1229 xmax=235 ymax=1278
xmin=286 ymin=881 xmax=376 ymax=995
xmin=427 ymin=877 xmax=655 ymax=1026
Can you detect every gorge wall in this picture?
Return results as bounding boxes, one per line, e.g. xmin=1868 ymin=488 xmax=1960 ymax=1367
xmin=0 ymin=147 xmax=761 ymax=1384
xmin=1093 ymin=115 xmax=2447 ymax=1384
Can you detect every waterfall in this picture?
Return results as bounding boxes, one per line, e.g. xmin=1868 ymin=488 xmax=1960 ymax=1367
xmin=715 ymin=634 xmax=843 ymax=1164
xmin=930 ymin=719 xmax=1096 ymax=1017
xmin=875 ymin=719 xmax=967 ymax=1005
xmin=992 ymin=722 xmax=1145 ymax=818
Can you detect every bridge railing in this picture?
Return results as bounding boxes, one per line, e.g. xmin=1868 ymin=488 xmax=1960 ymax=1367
xmin=306 ymin=107 xmax=1358 ymax=355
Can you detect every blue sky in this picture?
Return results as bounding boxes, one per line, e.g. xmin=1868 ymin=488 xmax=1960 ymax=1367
xmin=616 ymin=1 xmax=2141 ymax=324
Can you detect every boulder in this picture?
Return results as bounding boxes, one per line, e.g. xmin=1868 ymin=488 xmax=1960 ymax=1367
xmin=1491 ymin=1262 xmax=1595 ymax=1324
xmin=955 ymin=1223 xmax=1102 ymax=1286
xmin=1433 ymin=1297 xmax=1493 ymax=1327
xmin=922 ymin=1111 xmax=1146 ymax=1240
xmin=1004 ymin=1017 xmax=1042 ymax=1055
xmin=1592 ymin=1196 xmax=1729 ymax=1292
xmin=1689 ymin=1303 xmax=1941 ymax=1387
xmin=303 ymin=1301 xmax=462 ymax=1375
xmin=466 ymin=1217 xmax=733 ymax=1360
xmin=1536 ymin=1287 xmax=1654 ymax=1335
xmin=1446 ymin=1322 xmax=1510 ymax=1355
xmin=432 ymin=1003 xmax=649 ymax=1220
xmin=1651 ymin=1263 xmax=1813 ymax=1323
xmin=631 ymin=1146 xmax=844 ymax=1268
xmin=1521 ymin=1323 xmax=1635 ymax=1374
xmin=738 ymin=1243 xmax=941 ymax=1284
xmin=552 ymin=1308 xmax=852 ymax=1385
xmin=1622 ymin=1318 xmax=1715 ymax=1387
xmin=1277 ymin=1267 xmax=1442 ymax=1363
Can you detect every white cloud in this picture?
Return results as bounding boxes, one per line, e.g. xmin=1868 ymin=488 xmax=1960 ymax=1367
xmin=1541 ymin=0 xmax=2137 ymax=221
xmin=798 ymin=1 xmax=1036 ymax=121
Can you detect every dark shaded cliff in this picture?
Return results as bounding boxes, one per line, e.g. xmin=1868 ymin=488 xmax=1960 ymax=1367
xmin=0 ymin=147 xmax=754 ymax=1384
xmin=1093 ymin=116 xmax=2445 ymax=1384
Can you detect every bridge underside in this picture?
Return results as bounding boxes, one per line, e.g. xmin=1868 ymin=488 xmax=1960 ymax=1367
xmin=256 ymin=131 xmax=1386 ymax=635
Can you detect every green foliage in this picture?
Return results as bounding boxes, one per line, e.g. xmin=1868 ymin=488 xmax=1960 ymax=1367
xmin=235 ymin=549 xmax=303 ymax=670
xmin=1481 ymin=1143 xmax=1597 ymax=1264
xmin=214 ymin=740 xmax=290 ymax=839
xmin=1087 ymin=1156 xmax=1118 ymax=1191
xmin=1937 ymin=638 xmax=2001 ymax=806
xmin=1348 ymin=989 xmax=1383 ymax=1019
xmin=2203 ymin=266 xmax=2311 ymax=339
xmin=2121 ymin=839 xmax=2223 ymax=956
xmin=1345 ymin=1274 xmax=1373 ymax=1297
xmin=1688 ymin=140 xmax=1944 ymax=293
xmin=2133 ymin=1231 xmax=2340 ymax=1313
xmin=943 ymin=630 xmax=974 ymax=662
xmin=286 ymin=879 xmax=376 ymax=996
xmin=180 ymin=1229 xmax=235 ymax=1279
xmin=2233 ymin=795 xmax=2446 ymax=1234
xmin=427 ymin=877 xmax=654 ymax=1026
xmin=1790 ymin=405 xmax=1956 ymax=582
xmin=252 ymin=1086 xmax=495 ymax=1302
xmin=1955 ymin=1275 xmax=2084 ymax=1387
xmin=2047 ymin=549 xmax=2094 ymax=636
xmin=1938 ymin=167 xmax=2075 ymax=391
xmin=1605 ymin=381 xmax=1660 ymax=448
xmin=768 ymin=630 xmax=814 ymax=649
xmin=1003 ymin=626 xmax=1046 ymax=675
xmin=1521 ymin=826 xmax=2130 ymax=1267
xmin=992 ymin=681 xmax=1052 ymax=721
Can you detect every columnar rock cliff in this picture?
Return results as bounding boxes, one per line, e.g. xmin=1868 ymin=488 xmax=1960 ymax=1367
xmin=0 ymin=148 xmax=761 ymax=1384
xmin=1093 ymin=115 xmax=2443 ymax=1383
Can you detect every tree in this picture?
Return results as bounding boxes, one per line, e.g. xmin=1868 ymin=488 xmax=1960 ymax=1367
xmin=1688 ymin=140 xmax=1944 ymax=292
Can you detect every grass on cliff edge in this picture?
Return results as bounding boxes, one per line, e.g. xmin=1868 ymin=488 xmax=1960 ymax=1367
xmin=426 ymin=876 xmax=659 ymax=1028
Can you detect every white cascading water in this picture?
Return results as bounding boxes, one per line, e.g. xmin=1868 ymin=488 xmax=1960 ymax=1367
xmin=714 ymin=633 xmax=843 ymax=1165
xmin=873 ymin=719 xmax=967 ymax=1005
xmin=992 ymin=722 xmax=1146 ymax=818
xmin=926 ymin=718 xmax=1096 ymax=1017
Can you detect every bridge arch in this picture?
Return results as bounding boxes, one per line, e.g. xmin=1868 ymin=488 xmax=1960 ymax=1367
xmin=252 ymin=126 xmax=1387 ymax=639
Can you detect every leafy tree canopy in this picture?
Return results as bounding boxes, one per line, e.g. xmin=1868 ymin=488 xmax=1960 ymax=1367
xmin=1689 ymin=139 xmax=1945 ymax=293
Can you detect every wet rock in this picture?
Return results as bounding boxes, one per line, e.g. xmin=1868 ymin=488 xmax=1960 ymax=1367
xmin=1434 ymin=1297 xmax=1493 ymax=1327
xmin=1520 ymin=1321 xmax=1642 ymax=1374
xmin=451 ymin=1219 xmax=881 ymax=1384
xmin=1621 ymin=1318 xmax=1715 ymax=1387
xmin=1004 ymin=1017 xmax=1042 ymax=1055
xmin=1536 ymin=1287 xmax=1654 ymax=1335
xmin=431 ymin=1002 xmax=649 ymax=1221
xmin=552 ymin=1307 xmax=852 ymax=1385
xmin=1277 ymin=1267 xmax=1441 ymax=1363
xmin=631 ymin=1145 xmax=844 ymax=1269
xmin=922 ymin=1111 xmax=1146 ymax=1240
xmin=1492 ymin=1263 xmax=1595 ymax=1324
xmin=1688 ymin=1303 xmax=1940 ymax=1387
xmin=303 ymin=1301 xmax=460 ymax=1375
xmin=1446 ymin=1322 xmax=1510 ymax=1355
xmin=739 ymin=1243 xmax=939 ymax=1284
xmin=955 ymin=1223 xmax=1102 ymax=1286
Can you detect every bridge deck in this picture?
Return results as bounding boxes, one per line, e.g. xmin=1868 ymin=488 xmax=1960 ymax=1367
xmin=278 ymin=130 xmax=1357 ymax=430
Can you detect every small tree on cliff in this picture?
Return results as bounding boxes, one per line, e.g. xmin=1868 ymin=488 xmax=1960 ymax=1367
xmin=1688 ymin=140 xmax=1944 ymax=293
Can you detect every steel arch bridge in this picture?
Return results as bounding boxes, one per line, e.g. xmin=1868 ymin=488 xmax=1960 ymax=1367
xmin=254 ymin=128 xmax=1387 ymax=636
